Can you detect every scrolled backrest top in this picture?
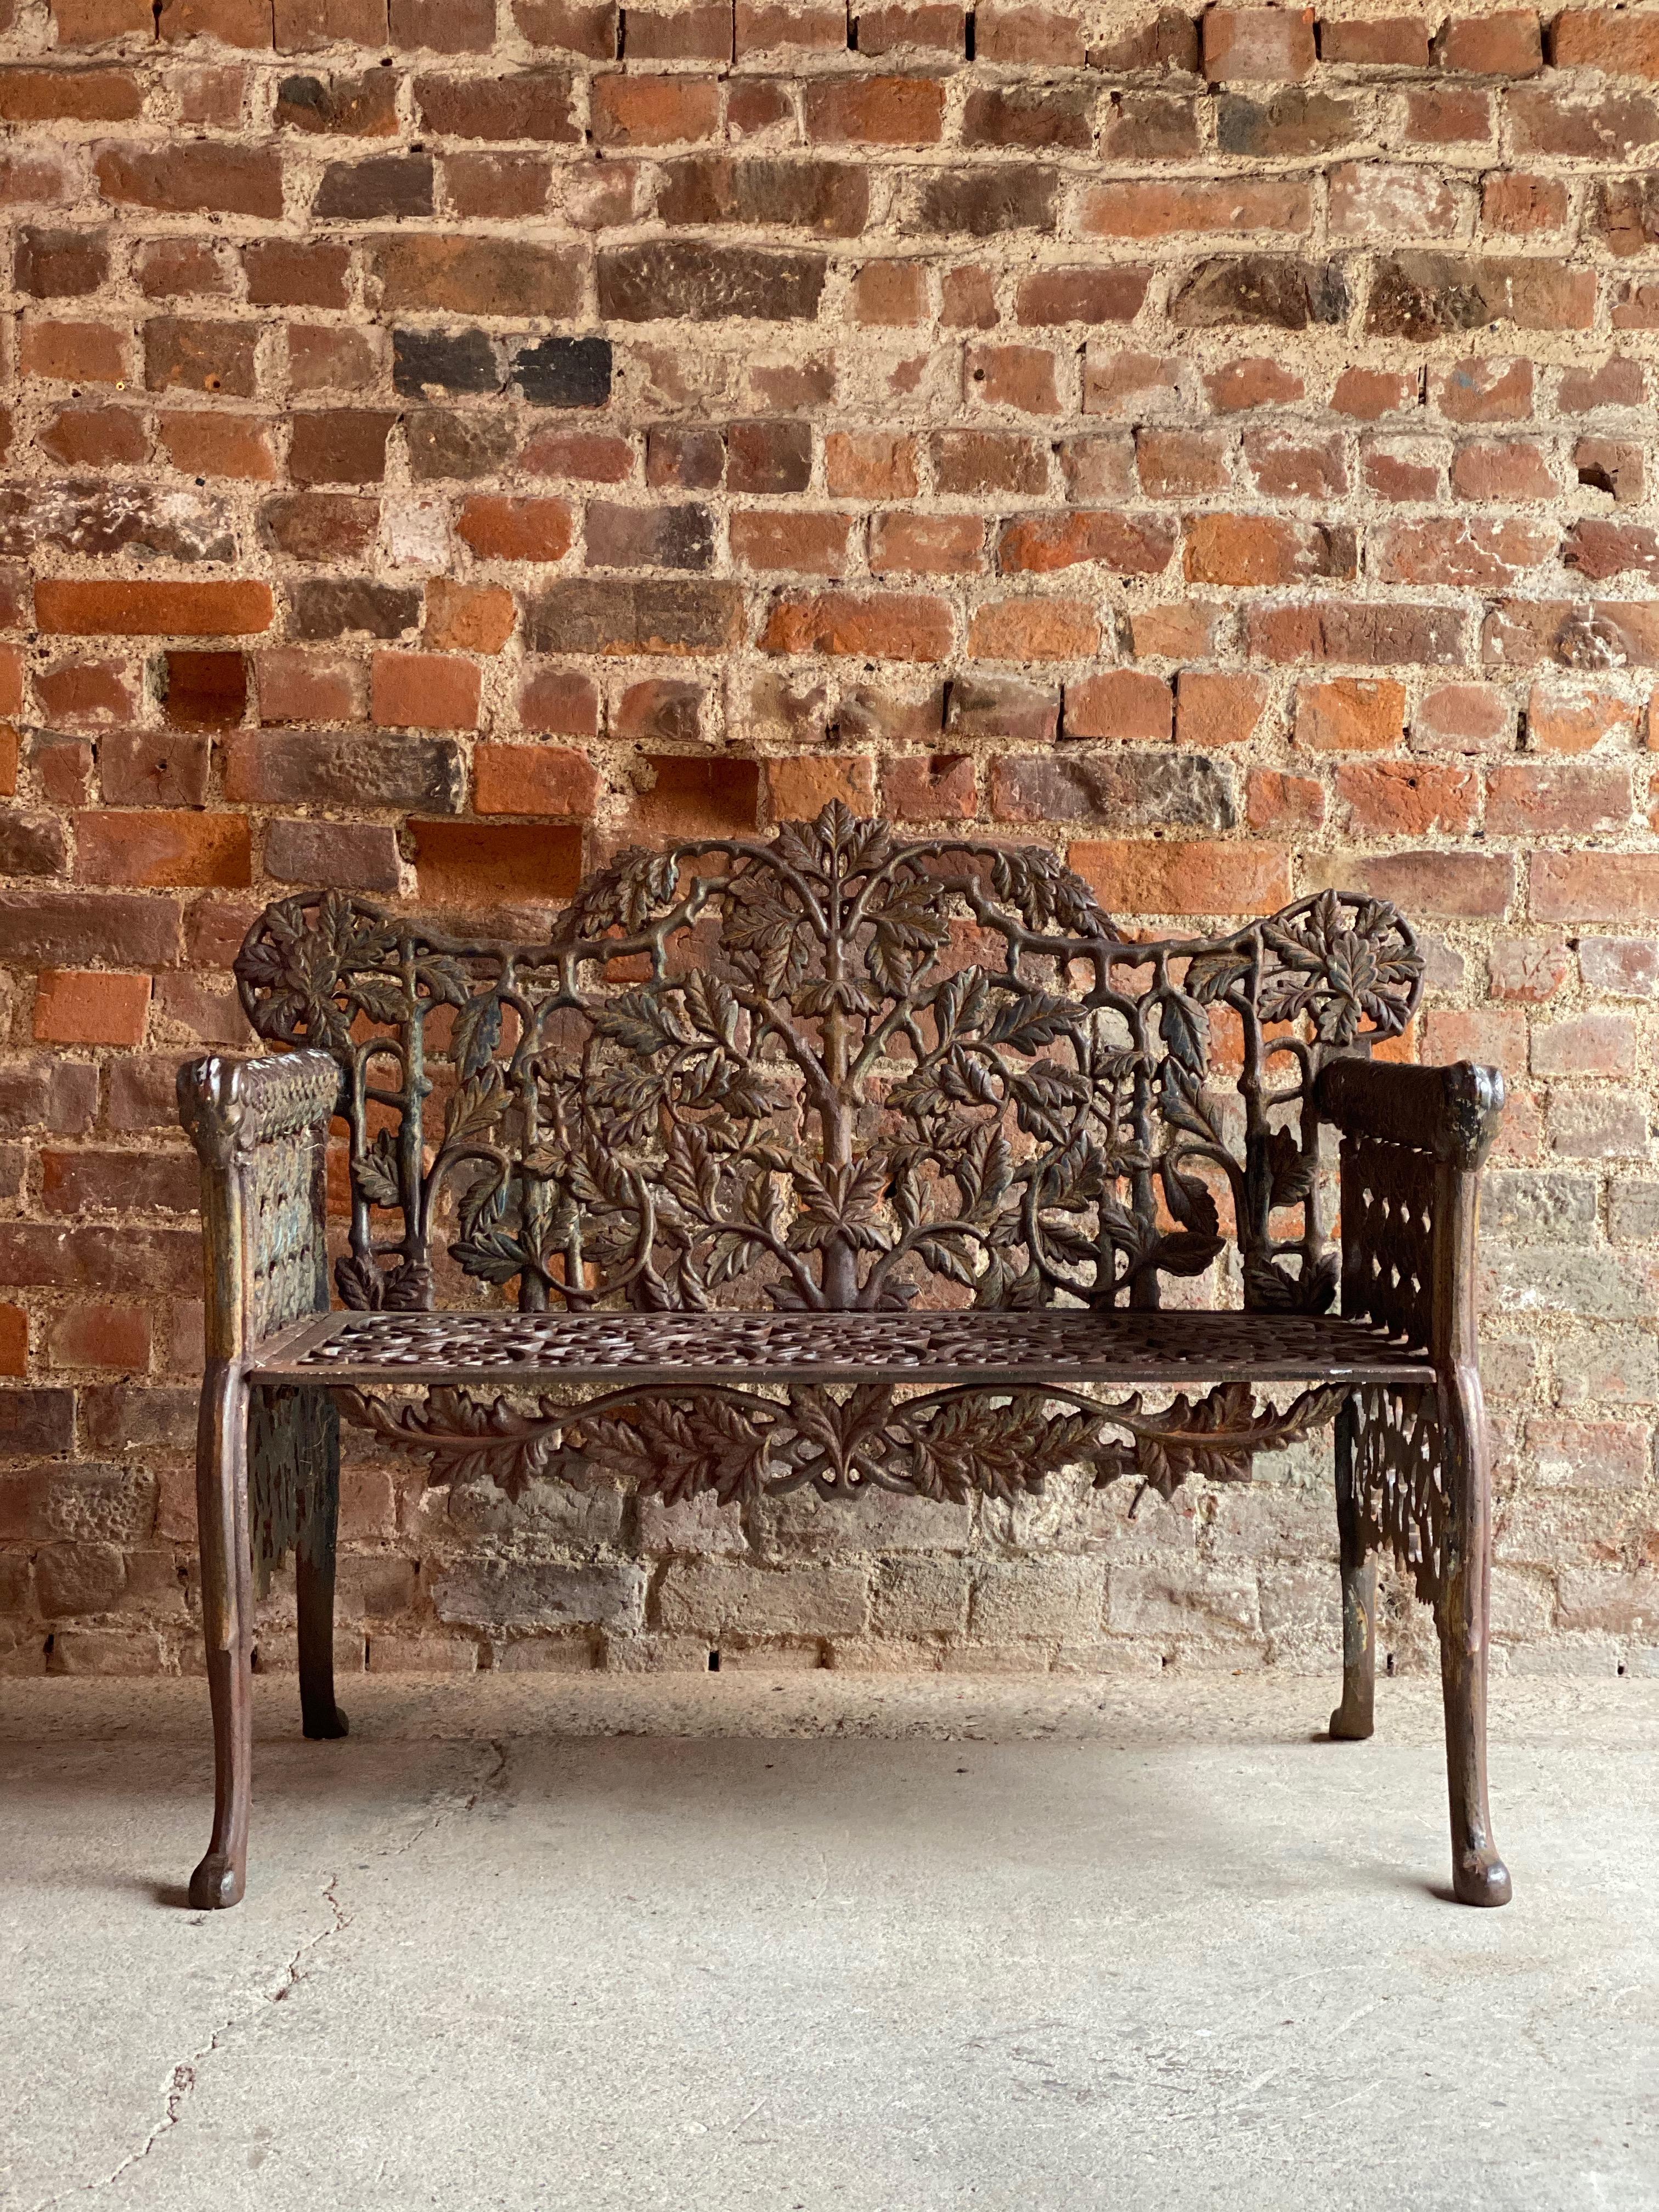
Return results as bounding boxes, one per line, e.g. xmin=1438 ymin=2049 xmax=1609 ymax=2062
xmin=234 ymin=804 xmax=1421 ymax=1321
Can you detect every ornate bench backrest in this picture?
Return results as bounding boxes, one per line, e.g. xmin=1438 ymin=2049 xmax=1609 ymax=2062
xmin=234 ymin=804 xmax=1423 ymax=1321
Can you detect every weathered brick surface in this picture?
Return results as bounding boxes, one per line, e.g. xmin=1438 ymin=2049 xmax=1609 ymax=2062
xmin=1 ymin=1 xmax=1658 ymax=1678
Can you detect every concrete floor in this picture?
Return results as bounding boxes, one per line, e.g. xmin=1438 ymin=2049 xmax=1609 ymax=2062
xmin=2 ymin=1674 xmax=1656 ymax=2212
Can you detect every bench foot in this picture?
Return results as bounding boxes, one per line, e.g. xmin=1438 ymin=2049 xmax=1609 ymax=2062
xmin=1452 ymin=1847 xmax=1512 ymax=1909
xmin=189 ymin=1849 xmax=245 ymax=1911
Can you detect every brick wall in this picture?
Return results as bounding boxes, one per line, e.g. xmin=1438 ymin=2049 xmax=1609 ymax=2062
xmin=2 ymin=0 xmax=1658 ymax=1679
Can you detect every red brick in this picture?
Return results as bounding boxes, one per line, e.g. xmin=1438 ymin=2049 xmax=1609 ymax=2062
xmin=1431 ymin=356 xmax=1534 ymax=422
xmin=47 ymin=1302 xmax=151 ymax=1371
xmin=1242 ymin=428 xmax=1347 ymax=498
xmin=473 ymin=744 xmax=598 ymax=817
xmin=1246 ymin=768 xmax=1324 ymax=832
xmin=804 ymin=75 xmax=947 ymax=144
xmin=33 ymin=658 xmax=135 ymax=725
xmin=965 ymin=343 xmax=1060 ymax=414
xmin=19 ymin=319 xmax=129 ymax=385
xmin=35 ymin=580 xmax=272 ymax=635
xmin=998 ymin=511 xmax=1175 ymax=578
xmin=514 ymin=0 xmax=617 ymax=52
xmin=1013 ymin=267 xmax=1149 ymax=326
xmin=1175 ymin=672 xmax=1266 ymax=748
xmin=0 ymin=1307 xmax=25 ymax=1378
xmin=76 ymin=810 xmax=251 ymax=888
xmin=854 ymin=261 xmax=927 ymax=326
xmin=1202 ymin=7 xmax=1314 ymax=80
xmin=1403 ymin=84 xmax=1491 ymax=142
xmin=930 ymin=430 xmax=1045 ymax=498
xmin=730 ymin=510 xmax=851 ymax=575
xmin=1063 ymin=671 xmax=1172 ymax=742
xmin=256 ymin=647 xmax=365 ymax=724
xmin=517 ymin=664 xmax=601 ymax=737
xmin=630 ymin=754 xmax=760 ymax=838
xmin=735 ymin=0 xmax=844 ymax=52
xmin=157 ymin=412 xmax=276 ymax=480
xmin=1327 ymin=850 xmax=1514 ymax=919
xmin=0 ymin=67 xmax=143 ymax=120
xmin=411 ymin=819 xmax=584 ymax=905
xmin=95 ymin=142 xmax=283 ymax=218
xmin=1423 ymin=1006 xmax=1530 ymax=1073
xmin=39 ymin=406 xmax=149 ymax=468
xmin=32 ymin=968 xmax=151 ymax=1044
xmin=1435 ymin=10 xmax=1541 ymax=74
xmin=1184 ymin=514 xmax=1353 ymax=586
xmin=1337 ymin=761 xmax=1479 ymax=836
xmin=424 ymin=580 xmax=515 ymax=655
xmin=371 ymin=652 xmax=481 ymax=730
xmin=1551 ymin=10 xmax=1659 ymax=77
xmin=1527 ymin=684 xmax=1635 ymax=755
xmin=883 ymin=751 xmax=977 ymax=820
xmin=591 ymin=75 xmax=720 ymax=145
xmin=968 ymin=598 xmax=1098 ymax=661
xmin=766 ymin=753 xmax=877 ymax=820
xmin=1532 ymin=1014 xmax=1637 ymax=1080
xmin=939 ymin=263 xmax=997 ymax=329
xmin=1070 ymin=839 xmax=1291 ymax=916
xmin=1486 ymin=763 xmax=1632 ymax=836
xmin=455 ymin=496 xmax=574 ymax=564
xmin=613 ymin=678 xmax=704 ymax=743
xmin=1082 ymin=348 xmax=1187 ymax=417
xmin=1318 ymin=16 xmax=1427 ymax=65
xmin=1331 ymin=366 xmax=1417 ymax=420
xmin=1079 ymin=178 xmax=1310 ymax=240
xmin=1136 ymin=427 xmax=1228 ymax=497
xmin=1483 ymin=173 xmax=1568 ymax=236
xmin=760 ymin=590 xmax=953 ymax=660
xmin=1371 ymin=518 xmax=1554 ymax=588
xmin=1414 ymin=682 xmax=1511 ymax=753
xmin=1450 ymin=438 xmax=1556 ymax=503
xmin=1488 ymin=936 xmax=1570 ymax=1003
xmin=869 ymin=514 xmax=984 ymax=577
xmin=1294 ymin=678 xmax=1406 ymax=753
xmin=521 ymin=428 xmax=633 ymax=483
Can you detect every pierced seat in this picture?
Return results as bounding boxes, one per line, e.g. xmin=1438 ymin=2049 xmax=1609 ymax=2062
xmin=249 ymin=1307 xmax=1437 ymax=1390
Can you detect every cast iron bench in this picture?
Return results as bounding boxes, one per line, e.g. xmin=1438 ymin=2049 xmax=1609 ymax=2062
xmin=179 ymin=804 xmax=1510 ymax=1909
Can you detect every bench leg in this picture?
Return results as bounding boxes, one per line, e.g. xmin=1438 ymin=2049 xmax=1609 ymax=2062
xmin=1329 ymin=1398 xmax=1376 ymax=1741
xmin=1436 ymin=1371 xmax=1511 ymax=1908
xmin=295 ymin=1390 xmax=348 ymax=1742
xmin=191 ymin=1362 xmax=252 ymax=1911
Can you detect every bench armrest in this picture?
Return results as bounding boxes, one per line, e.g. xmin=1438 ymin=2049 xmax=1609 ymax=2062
xmin=1313 ymin=1057 xmax=1504 ymax=1364
xmin=1313 ymin=1056 xmax=1505 ymax=1173
xmin=179 ymin=1052 xmax=341 ymax=1360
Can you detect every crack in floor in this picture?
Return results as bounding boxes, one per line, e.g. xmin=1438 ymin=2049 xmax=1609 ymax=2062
xmin=27 ymin=1740 xmax=508 ymax=2210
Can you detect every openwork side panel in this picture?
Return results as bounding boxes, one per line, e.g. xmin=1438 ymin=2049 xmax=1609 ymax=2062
xmin=234 ymin=805 xmax=1423 ymax=1325
xmin=249 ymin=1384 xmax=337 ymax=1595
xmin=1344 ymin=1382 xmax=1450 ymax=1608
xmin=1338 ymin=1135 xmax=1437 ymax=1353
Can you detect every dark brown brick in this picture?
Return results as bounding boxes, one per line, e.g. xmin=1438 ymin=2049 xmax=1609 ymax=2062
xmin=655 ymin=157 xmax=869 ymax=235
xmin=597 ymin=242 xmax=826 ymax=321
